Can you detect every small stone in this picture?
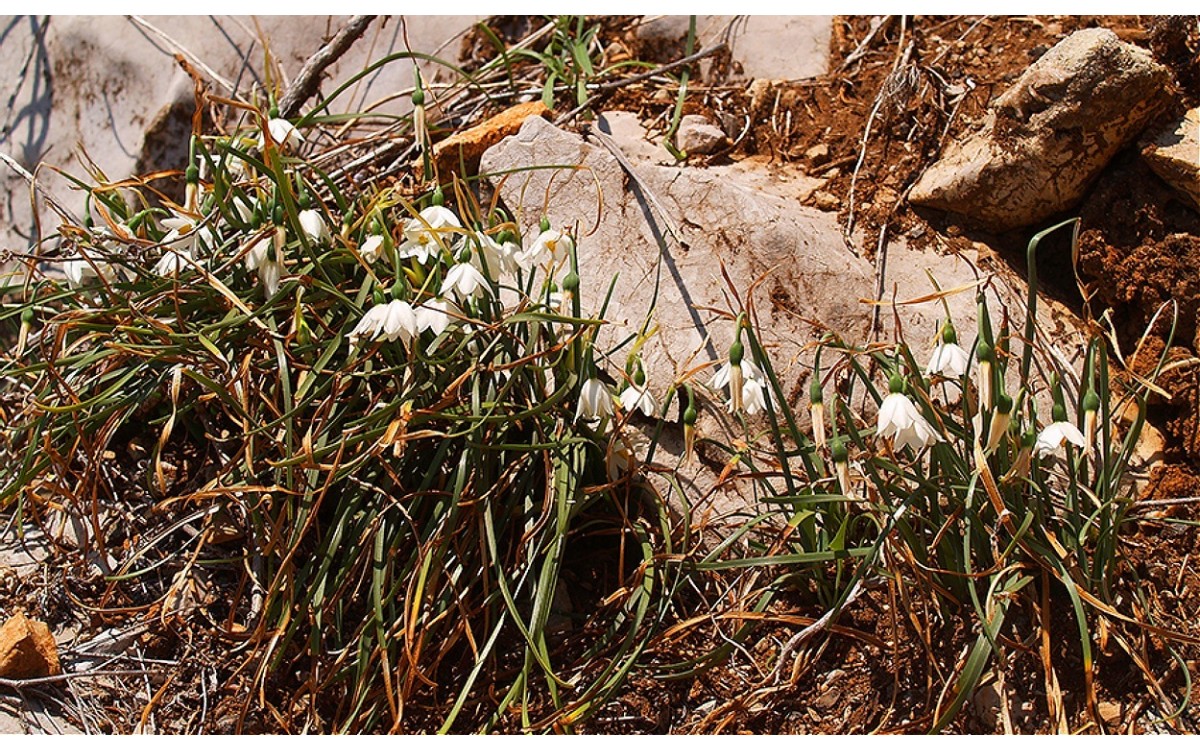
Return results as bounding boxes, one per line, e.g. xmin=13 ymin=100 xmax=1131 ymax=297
xmin=0 ymin=611 xmax=62 ymax=679
xmin=812 ymin=190 xmax=840 ymax=211
xmin=431 ymin=101 xmax=550 ymax=178
xmin=675 ymin=114 xmax=726 ymax=155
xmin=910 ymin=28 xmax=1172 ymax=231
xmin=1098 ymin=700 xmax=1122 ymax=724
xmin=805 ymin=143 xmax=831 ymax=167
xmin=971 ymin=683 xmax=1003 ymax=727
xmin=814 ymin=687 xmax=842 ymax=710
xmin=1142 ymin=107 xmax=1200 ymax=211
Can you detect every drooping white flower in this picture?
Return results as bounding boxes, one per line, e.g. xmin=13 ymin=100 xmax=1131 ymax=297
xmin=1034 ymin=421 xmax=1086 ymax=458
xmin=517 ymin=229 xmax=573 ymax=270
xmin=415 ymin=298 xmax=461 ymax=337
xmin=264 ymin=117 xmax=304 ymax=152
xmin=299 ymin=209 xmax=330 ymax=245
xmin=710 ymin=357 xmax=763 ymax=392
xmin=926 ymin=340 xmax=970 ymax=380
xmin=877 ymin=391 xmax=940 ymax=453
xmin=359 ymin=234 xmax=386 ymax=263
xmin=618 ymin=383 xmax=658 ymax=418
xmin=712 ymin=356 xmax=768 ymax=415
xmin=740 ymin=377 xmax=770 ymax=415
xmin=440 ymin=262 xmax=490 ymax=302
xmin=243 ymin=234 xmax=272 ymax=271
xmin=350 ymin=299 xmax=419 ymax=347
xmin=243 ymin=228 xmax=285 ymax=296
xmin=474 ymin=232 xmax=522 ymax=278
xmin=576 ymin=377 xmax=614 ymax=424
xmin=154 ymin=247 xmax=199 ymax=277
xmin=63 ymin=251 xmax=114 ymax=288
xmin=606 ymin=429 xmax=650 ymax=481
xmin=397 ymin=206 xmax=463 ymax=264
xmin=258 ymin=255 xmax=282 ymax=296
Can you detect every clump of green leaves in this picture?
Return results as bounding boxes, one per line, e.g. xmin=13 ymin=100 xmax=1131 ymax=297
xmin=0 ymin=102 xmax=686 ymax=732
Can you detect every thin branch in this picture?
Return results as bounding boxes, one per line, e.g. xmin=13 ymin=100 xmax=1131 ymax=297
xmin=278 ymin=15 xmax=377 ymax=119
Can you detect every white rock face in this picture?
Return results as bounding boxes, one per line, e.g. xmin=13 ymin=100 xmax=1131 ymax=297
xmin=1142 ymin=106 xmax=1200 ymax=211
xmin=635 ymin=16 xmax=832 ymax=80
xmin=481 ymin=113 xmax=1088 ymax=513
xmin=0 ymin=15 xmax=482 ymax=256
xmin=910 ymin=28 xmax=1172 ymax=231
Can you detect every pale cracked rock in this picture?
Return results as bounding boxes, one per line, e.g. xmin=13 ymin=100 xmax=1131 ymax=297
xmin=675 ymin=114 xmax=726 ymax=155
xmin=1142 ymin=107 xmax=1200 ymax=211
xmin=479 ymin=112 xmax=1088 ymax=515
xmin=910 ymin=28 xmax=1172 ymax=232
xmin=479 ymin=113 xmax=876 ymax=381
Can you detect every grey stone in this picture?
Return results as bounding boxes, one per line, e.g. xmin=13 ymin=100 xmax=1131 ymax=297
xmin=1142 ymin=107 xmax=1200 ymax=211
xmin=635 ymin=16 xmax=831 ymax=81
xmin=675 ymin=114 xmax=725 ymax=155
xmin=910 ymin=28 xmax=1173 ymax=231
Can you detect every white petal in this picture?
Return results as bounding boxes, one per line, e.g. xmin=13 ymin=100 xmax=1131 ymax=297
xmin=360 ymin=234 xmax=385 ymax=263
xmin=299 ymin=209 xmax=329 ymax=244
xmin=1035 ymin=421 xmax=1086 ymax=457
xmin=267 ymin=118 xmax=304 ymax=151
xmin=710 ymin=362 xmax=732 ymax=390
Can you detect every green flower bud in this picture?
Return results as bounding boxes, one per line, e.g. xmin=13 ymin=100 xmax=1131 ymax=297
xmin=996 ymin=393 xmax=1013 ymax=414
xmin=1052 ymin=402 xmax=1068 ymax=423
xmin=185 ymin=165 xmax=200 ymax=184
xmin=21 ymin=307 xmax=35 ymax=325
xmin=1083 ymin=390 xmax=1100 ymax=413
xmin=391 ymin=277 xmax=408 ymax=300
xmin=830 ymin=437 xmax=849 ymax=464
xmin=562 ymin=270 xmax=580 ymax=294
xmin=888 ymin=373 xmax=904 ymax=394
xmin=728 ymin=339 xmax=744 ymax=367
xmin=976 ymin=341 xmax=994 ymax=364
xmin=432 ymin=185 xmax=444 ymax=207
xmin=942 ymin=320 xmax=958 ymax=345
xmin=683 ymin=402 xmax=697 ymax=427
xmin=809 ymin=376 xmax=823 ymax=405
xmin=539 ymin=216 xmax=551 ymax=233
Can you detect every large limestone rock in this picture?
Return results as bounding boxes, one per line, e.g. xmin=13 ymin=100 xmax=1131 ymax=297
xmin=0 ymin=15 xmax=482 ymax=257
xmin=634 ymin=16 xmax=831 ymax=80
xmin=479 ymin=112 xmax=1086 ymax=436
xmin=481 ymin=113 xmax=875 ymax=402
xmin=1142 ymin=107 xmax=1200 ymax=211
xmin=910 ymin=28 xmax=1172 ymax=231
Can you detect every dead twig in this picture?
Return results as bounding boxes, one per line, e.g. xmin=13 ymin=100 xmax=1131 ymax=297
xmin=554 ymin=42 xmax=728 ymax=127
xmin=278 ymin=15 xmax=377 ymax=119
xmin=838 ymin=15 xmax=897 ymax=72
xmin=0 ymin=669 xmax=153 ymax=690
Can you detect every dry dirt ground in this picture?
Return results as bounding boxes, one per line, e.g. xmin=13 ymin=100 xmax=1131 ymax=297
xmin=2 ymin=15 xmax=1200 ymax=734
